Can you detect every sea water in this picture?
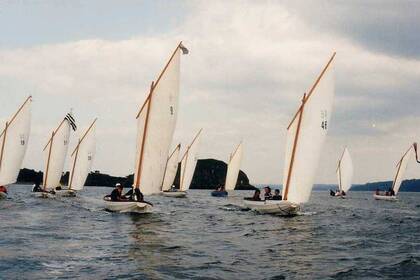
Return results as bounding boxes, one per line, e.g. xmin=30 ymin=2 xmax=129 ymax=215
xmin=0 ymin=185 xmax=419 ymax=279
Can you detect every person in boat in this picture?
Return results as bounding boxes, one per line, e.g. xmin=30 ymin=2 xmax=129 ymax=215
xmin=375 ymin=189 xmax=380 ymax=195
xmin=389 ymin=188 xmax=395 ymax=196
xmin=110 ymin=183 xmax=126 ymax=201
xmin=330 ymin=189 xmax=335 ymax=196
xmin=272 ymin=189 xmax=282 ymax=200
xmin=252 ymin=189 xmax=261 ymax=201
xmin=263 ymin=186 xmax=272 ymax=200
xmin=32 ymin=183 xmax=42 ymax=192
xmin=124 ymin=187 xmax=144 ymax=202
xmin=341 ymin=190 xmax=346 ymax=196
xmin=0 ymin=185 xmax=7 ymax=194
xmin=55 ymin=186 xmax=62 ymax=191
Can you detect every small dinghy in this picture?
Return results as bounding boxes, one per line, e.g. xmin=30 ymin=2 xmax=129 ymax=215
xmin=0 ymin=96 xmax=32 ymax=200
xmin=105 ymin=42 xmax=188 ymax=212
xmin=211 ymin=142 xmax=243 ymax=197
xmin=243 ymin=199 xmax=300 ymax=215
xmin=331 ymin=147 xmax=353 ymax=198
xmin=103 ymin=196 xmax=153 ymax=214
xmin=160 ymin=144 xmax=186 ymax=198
xmin=244 ymin=53 xmax=336 ymax=215
xmin=373 ymin=143 xmax=420 ymax=201
xmin=162 ymin=190 xmax=187 ymax=198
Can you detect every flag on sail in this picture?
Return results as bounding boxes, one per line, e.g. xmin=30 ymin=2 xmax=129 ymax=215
xmin=65 ymin=113 xmax=77 ymax=131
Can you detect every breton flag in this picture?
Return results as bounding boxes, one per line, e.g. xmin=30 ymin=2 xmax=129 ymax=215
xmin=413 ymin=142 xmax=420 ymax=163
xmin=65 ymin=113 xmax=77 ymax=131
xmin=179 ymin=43 xmax=189 ymax=55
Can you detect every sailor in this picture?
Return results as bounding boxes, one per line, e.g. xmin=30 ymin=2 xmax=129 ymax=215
xmin=272 ymin=189 xmax=282 ymax=200
xmin=110 ymin=183 xmax=124 ymax=201
xmin=263 ymin=186 xmax=272 ymax=200
xmin=390 ymin=188 xmax=395 ymax=196
xmin=375 ymin=189 xmax=380 ymax=195
xmin=330 ymin=189 xmax=336 ymax=196
xmin=32 ymin=183 xmax=42 ymax=192
xmin=252 ymin=189 xmax=261 ymax=201
xmin=55 ymin=186 xmax=62 ymax=191
xmin=124 ymin=187 xmax=144 ymax=202
xmin=0 ymin=185 xmax=7 ymax=194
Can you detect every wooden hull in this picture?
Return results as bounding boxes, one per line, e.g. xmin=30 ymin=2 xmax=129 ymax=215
xmin=374 ymin=194 xmax=397 ymax=201
xmin=243 ymin=199 xmax=300 ymax=216
xmin=103 ymin=198 xmax=153 ymax=214
xmin=161 ymin=191 xmax=187 ymax=198
xmin=0 ymin=191 xmax=7 ymax=199
xmin=55 ymin=189 xmax=77 ymax=197
xmin=211 ymin=191 xmax=228 ymax=197
xmin=32 ymin=192 xmax=55 ymax=199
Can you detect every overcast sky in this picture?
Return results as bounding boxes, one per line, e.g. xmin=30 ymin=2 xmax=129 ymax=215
xmin=1 ymin=0 xmax=419 ymax=184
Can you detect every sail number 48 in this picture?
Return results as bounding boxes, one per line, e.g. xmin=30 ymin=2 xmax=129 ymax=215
xmin=321 ymin=110 xmax=328 ymax=130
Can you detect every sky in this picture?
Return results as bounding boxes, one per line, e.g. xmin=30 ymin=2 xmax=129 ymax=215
xmin=1 ymin=0 xmax=420 ymax=185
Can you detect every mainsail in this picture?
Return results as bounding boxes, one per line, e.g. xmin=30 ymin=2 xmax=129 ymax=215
xmin=391 ymin=143 xmax=418 ymax=195
xmin=134 ymin=42 xmax=188 ymax=195
xmin=180 ymin=129 xmax=202 ymax=192
xmin=282 ymin=53 xmax=336 ymax=204
xmin=224 ymin=142 xmax=243 ymax=191
xmin=43 ymin=114 xmax=75 ymax=190
xmin=0 ymin=96 xmax=32 ymax=186
xmin=68 ymin=118 xmax=97 ymax=191
xmin=161 ymin=144 xmax=181 ymax=191
xmin=336 ymin=147 xmax=353 ymax=193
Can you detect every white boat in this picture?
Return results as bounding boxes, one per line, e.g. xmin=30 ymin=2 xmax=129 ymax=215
xmin=0 ymin=96 xmax=32 ymax=199
xmin=103 ymin=196 xmax=153 ymax=213
xmin=38 ymin=112 xmax=76 ymax=196
xmin=178 ymin=129 xmax=202 ymax=193
xmin=331 ymin=147 xmax=353 ymax=198
xmin=64 ymin=118 xmax=97 ymax=197
xmin=373 ymin=143 xmax=418 ymax=201
xmin=244 ymin=53 xmax=336 ymax=215
xmin=162 ymin=191 xmax=187 ymax=198
xmin=214 ymin=142 xmax=243 ymax=197
xmin=104 ymin=42 xmax=188 ymax=212
xmin=161 ymin=144 xmax=186 ymax=197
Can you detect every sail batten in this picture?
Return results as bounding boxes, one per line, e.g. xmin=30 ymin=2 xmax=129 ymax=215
xmin=0 ymin=97 xmax=32 ymax=186
xmin=133 ymin=43 xmax=187 ymax=195
xmin=282 ymin=53 xmax=336 ymax=204
xmin=225 ymin=142 xmax=243 ymax=191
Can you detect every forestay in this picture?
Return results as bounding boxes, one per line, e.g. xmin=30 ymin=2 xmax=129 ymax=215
xmin=225 ymin=142 xmax=243 ymax=191
xmin=0 ymin=96 xmax=32 ymax=186
xmin=180 ymin=129 xmax=202 ymax=192
xmin=161 ymin=144 xmax=181 ymax=191
xmin=68 ymin=119 xmax=96 ymax=191
xmin=43 ymin=118 xmax=72 ymax=190
xmin=337 ymin=147 xmax=353 ymax=193
xmin=283 ymin=53 xmax=336 ymax=204
xmin=134 ymin=43 xmax=187 ymax=195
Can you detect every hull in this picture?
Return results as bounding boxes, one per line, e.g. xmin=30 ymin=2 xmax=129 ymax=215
xmin=32 ymin=192 xmax=55 ymax=199
xmin=0 ymin=191 xmax=7 ymax=199
xmin=55 ymin=189 xmax=77 ymax=197
xmin=243 ymin=199 xmax=300 ymax=216
xmin=162 ymin=191 xmax=187 ymax=198
xmin=211 ymin=191 xmax=228 ymax=197
xmin=374 ymin=194 xmax=398 ymax=201
xmin=103 ymin=198 xmax=153 ymax=214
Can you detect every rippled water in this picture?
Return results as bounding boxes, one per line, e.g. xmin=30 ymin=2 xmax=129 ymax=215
xmin=1 ymin=185 xmax=419 ymax=279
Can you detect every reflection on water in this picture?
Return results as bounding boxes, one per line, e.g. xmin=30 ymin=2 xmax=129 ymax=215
xmin=1 ymin=185 xmax=420 ymax=279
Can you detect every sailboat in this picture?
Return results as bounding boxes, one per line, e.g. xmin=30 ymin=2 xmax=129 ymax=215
xmin=161 ymin=144 xmax=182 ymax=196
xmin=56 ymin=118 xmax=97 ymax=197
xmin=244 ymin=52 xmax=336 ymax=215
xmin=211 ymin=142 xmax=243 ymax=197
xmin=34 ymin=113 xmax=76 ymax=198
xmin=104 ymin=42 xmax=188 ymax=213
xmin=374 ymin=143 xmax=419 ymax=201
xmin=0 ymin=96 xmax=32 ymax=199
xmin=330 ymin=147 xmax=353 ymax=198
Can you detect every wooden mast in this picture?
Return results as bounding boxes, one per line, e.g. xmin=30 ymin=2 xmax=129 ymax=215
xmin=391 ymin=145 xmax=413 ymax=191
xmin=179 ymin=129 xmax=202 ymax=190
xmin=43 ymin=118 xmax=67 ymax=151
xmin=225 ymin=141 xmax=242 ymax=186
xmin=43 ymin=131 xmax=55 ymax=190
xmin=283 ymin=94 xmax=305 ymax=201
xmin=336 ymin=148 xmax=346 ymax=192
xmin=0 ymin=96 xmax=32 ymax=139
xmin=0 ymin=122 xmax=8 ymax=172
xmin=160 ymin=143 xmax=181 ymax=190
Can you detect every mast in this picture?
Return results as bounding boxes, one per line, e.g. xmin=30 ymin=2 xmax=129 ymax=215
xmin=0 ymin=122 xmax=8 ymax=172
xmin=391 ymin=145 xmax=413 ymax=191
xmin=225 ymin=142 xmax=242 ymax=186
xmin=180 ymin=129 xmax=202 ymax=190
xmin=336 ymin=148 xmax=346 ymax=192
xmin=43 ymin=131 xmax=55 ymax=190
xmin=160 ymin=143 xmax=181 ymax=190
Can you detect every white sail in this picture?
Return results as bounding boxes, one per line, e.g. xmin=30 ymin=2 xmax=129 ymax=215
xmin=337 ymin=147 xmax=353 ymax=193
xmin=180 ymin=129 xmax=202 ymax=191
xmin=392 ymin=145 xmax=415 ymax=195
xmin=161 ymin=144 xmax=181 ymax=191
xmin=0 ymin=97 xmax=32 ymax=186
xmin=282 ymin=54 xmax=335 ymax=204
xmin=225 ymin=142 xmax=243 ymax=191
xmin=68 ymin=119 xmax=96 ymax=191
xmin=43 ymin=119 xmax=72 ymax=190
xmin=134 ymin=43 xmax=186 ymax=195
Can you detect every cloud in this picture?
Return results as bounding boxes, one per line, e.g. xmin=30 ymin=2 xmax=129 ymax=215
xmin=1 ymin=1 xmax=420 ymax=184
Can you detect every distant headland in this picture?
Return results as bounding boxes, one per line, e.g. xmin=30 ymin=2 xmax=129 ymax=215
xmin=16 ymin=158 xmax=256 ymax=190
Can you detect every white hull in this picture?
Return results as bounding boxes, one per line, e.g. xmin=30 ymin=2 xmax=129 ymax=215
xmin=0 ymin=191 xmax=7 ymax=199
xmin=104 ymin=198 xmax=153 ymax=214
xmin=55 ymin=189 xmax=77 ymax=197
xmin=32 ymin=192 xmax=55 ymax=199
xmin=374 ymin=194 xmax=398 ymax=201
xmin=243 ymin=200 xmax=300 ymax=216
xmin=161 ymin=191 xmax=187 ymax=198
